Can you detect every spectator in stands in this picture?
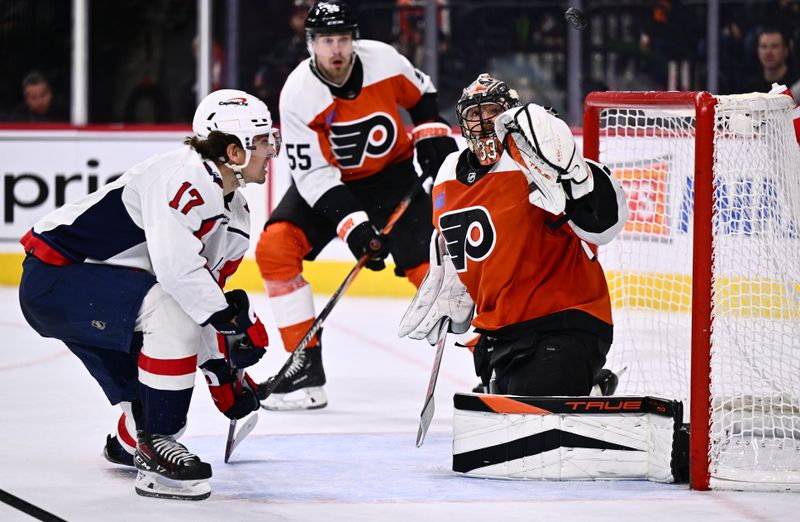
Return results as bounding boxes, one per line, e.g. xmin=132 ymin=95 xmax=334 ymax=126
xmin=741 ymin=27 xmax=799 ymax=98
xmin=251 ymin=1 xmax=311 ymax=122
xmin=10 ymin=71 xmax=68 ymax=122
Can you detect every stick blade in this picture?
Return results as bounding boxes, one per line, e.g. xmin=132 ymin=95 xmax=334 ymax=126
xmin=415 ymin=396 xmax=435 ymax=447
xmin=224 ymin=418 xmax=236 ymax=463
xmin=224 ymin=412 xmax=259 ymax=463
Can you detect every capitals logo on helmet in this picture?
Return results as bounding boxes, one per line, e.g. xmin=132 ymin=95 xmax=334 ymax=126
xmin=456 ymin=74 xmax=521 ymax=166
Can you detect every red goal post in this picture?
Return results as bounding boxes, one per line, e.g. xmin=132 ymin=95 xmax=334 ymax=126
xmin=583 ymin=91 xmax=800 ymax=491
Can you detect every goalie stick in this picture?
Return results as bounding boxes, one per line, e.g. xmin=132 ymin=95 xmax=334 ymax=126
xmin=224 ymin=368 xmax=259 ymax=463
xmin=416 ymin=317 xmax=450 ymax=447
xmin=259 ymin=174 xmax=430 ymax=405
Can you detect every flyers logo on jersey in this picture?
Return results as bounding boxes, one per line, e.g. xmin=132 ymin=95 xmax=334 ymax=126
xmin=329 ymin=112 xmax=397 ymax=168
xmin=439 ymin=206 xmax=496 ymax=272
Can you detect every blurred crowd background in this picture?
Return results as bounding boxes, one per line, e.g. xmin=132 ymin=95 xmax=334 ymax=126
xmin=1 ymin=0 xmax=798 ymax=126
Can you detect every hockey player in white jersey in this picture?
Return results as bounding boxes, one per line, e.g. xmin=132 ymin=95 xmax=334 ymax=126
xmin=254 ymin=0 xmax=458 ymax=411
xmin=18 ymin=89 xmax=279 ymax=500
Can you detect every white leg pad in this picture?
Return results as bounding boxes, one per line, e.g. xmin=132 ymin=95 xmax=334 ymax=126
xmin=452 ymin=394 xmax=682 ymax=482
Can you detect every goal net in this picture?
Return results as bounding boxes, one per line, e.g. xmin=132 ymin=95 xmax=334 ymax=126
xmin=583 ymin=91 xmax=800 ymax=491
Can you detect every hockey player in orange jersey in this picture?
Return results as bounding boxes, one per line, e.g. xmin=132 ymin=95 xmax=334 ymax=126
xmin=399 ymin=74 xmax=629 ymax=396
xmin=255 ymin=0 xmax=457 ymax=410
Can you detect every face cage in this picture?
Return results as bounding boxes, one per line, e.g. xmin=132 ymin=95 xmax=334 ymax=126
xmin=458 ymin=99 xmax=506 ymax=166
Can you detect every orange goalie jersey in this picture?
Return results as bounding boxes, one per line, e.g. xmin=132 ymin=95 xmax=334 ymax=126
xmin=431 ymin=150 xmax=614 ymax=339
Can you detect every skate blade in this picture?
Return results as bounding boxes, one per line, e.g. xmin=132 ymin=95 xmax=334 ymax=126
xmin=261 ymin=387 xmax=328 ymax=411
xmin=135 ymin=470 xmax=211 ymax=501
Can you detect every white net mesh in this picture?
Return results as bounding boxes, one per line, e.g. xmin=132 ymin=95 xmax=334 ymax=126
xmin=594 ymin=93 xmax=800 ymax=490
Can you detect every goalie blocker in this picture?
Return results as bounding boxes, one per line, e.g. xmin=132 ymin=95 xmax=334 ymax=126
xmin=453 ymin=394 xmax=689 ymax=483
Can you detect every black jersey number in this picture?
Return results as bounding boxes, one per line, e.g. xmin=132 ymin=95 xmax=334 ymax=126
xmin=286 ymin=144 xmax=311 ymax=170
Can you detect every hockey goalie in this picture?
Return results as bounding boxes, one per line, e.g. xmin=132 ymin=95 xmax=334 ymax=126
xmin=399 ymin=73 xmax=688 ymax=482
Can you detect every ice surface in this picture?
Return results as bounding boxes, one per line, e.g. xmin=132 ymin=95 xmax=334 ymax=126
xmin=1 ymin=287 xmax=797 ymax=521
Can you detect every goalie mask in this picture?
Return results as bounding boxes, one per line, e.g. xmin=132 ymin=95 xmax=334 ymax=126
xmin=193 ymin=89 xmax=281 ymax=186
xmin=456 ymin=74 xmax=521 ymax=166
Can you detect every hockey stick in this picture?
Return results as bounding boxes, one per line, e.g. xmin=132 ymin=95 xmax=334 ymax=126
xmin=416 ymin=317 xmax=450 ymax=447
xmin=224 ymin=365 xmax=259 ymax=462
xmin=224 ymin=369 xmax=243 ymax=462
xmin=259 ymin=175 xmax=429 ymax=405
xmin=0 ymin=488 xmax=66 ymax=522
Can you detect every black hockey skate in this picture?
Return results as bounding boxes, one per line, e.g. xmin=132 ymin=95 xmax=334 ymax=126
xmin=104 ymin=434 xmax=134 ymax=467
xmin=258 ymin=345 xmax=327 ymax=411
xmin=134 ymin=431 xmax=212 ymax=500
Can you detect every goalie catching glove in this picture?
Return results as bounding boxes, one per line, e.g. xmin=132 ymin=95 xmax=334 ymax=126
xmin=495 ymin=103 xmax=593 ymax=215
xmin=398 ymin=230 xmax=474 ymax=344
xmin=199 ymin=359 xmax=260 ymax=420
xmin=207 ymin=289 xmax=268 ymax=368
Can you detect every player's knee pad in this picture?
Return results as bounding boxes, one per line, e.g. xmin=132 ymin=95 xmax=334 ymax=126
xmin=256 ymin=221 xmax=311 ymax=281
xmin=138 ymin=284 xmax=203 ymax=354
xmin=136 ymin=284 xmax=202 ymax=391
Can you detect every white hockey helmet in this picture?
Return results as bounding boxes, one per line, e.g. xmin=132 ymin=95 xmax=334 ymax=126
xmin=192 ymin=89 xmax=279 ymax=181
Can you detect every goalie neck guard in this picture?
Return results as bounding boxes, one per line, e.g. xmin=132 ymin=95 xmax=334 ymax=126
xmin=456 ymin=73 xmax=521 ymax=166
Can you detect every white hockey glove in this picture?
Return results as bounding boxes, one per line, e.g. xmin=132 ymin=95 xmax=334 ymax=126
xmin=398 ymin=230 xmax=475 ymax=345
xmin=495 ymin=103 xmax=594 ymax=215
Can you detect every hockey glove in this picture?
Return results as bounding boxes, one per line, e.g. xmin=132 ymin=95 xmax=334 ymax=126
xmin=398 ymin=230 xmax=474 ymax=345
xmin=495 ymin=103 xmax=593 ymax=215
xmin=340 ymin=215 xmax=390 ymax=271
xmin=412 ymin=122 xmax=459 ymax=181
xmin=200 ymin=359 xmax=260 ymax=420
xmin=208 ymin=289 xmax=268 ymax=368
